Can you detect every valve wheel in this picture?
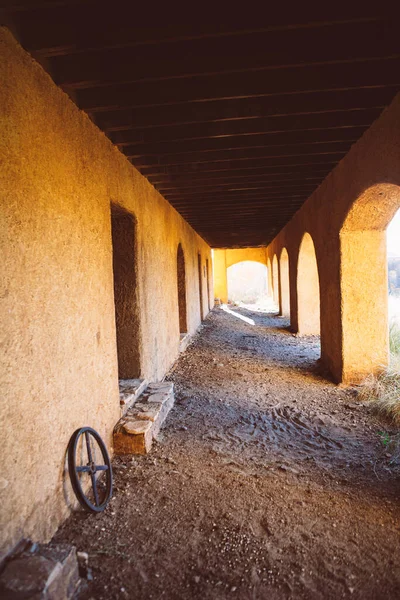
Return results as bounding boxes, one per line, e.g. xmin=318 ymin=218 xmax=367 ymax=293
xmin=67 ymin=427 xmax=113 ymax=513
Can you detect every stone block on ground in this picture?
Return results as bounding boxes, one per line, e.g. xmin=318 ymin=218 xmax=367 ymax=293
xmin=113 ymin=382 xmax=174 ymax=455
xmin=0 ymin=541 xmax=80 ymax=600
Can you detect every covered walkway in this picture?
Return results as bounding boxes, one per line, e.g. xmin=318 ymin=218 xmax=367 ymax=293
xmin=56 ymin=308 xmax=400 ymax=599
xmin=2 ymin=9 xmax=400 ymax=596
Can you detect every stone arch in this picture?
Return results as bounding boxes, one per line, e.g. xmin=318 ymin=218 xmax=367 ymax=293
xmin=279 ymin=247 xmax=290 ymax=317
xmin=297 ymin=232 xmax=320 ymax=335
xmin=272 ymin=255 xmax=279 ymax=307
xmin=206 ymin=258 xmax=211 ymax=311
xmin=339 ymin=183 xmax=400 ymax=381
xmin=198 ymin=252 xmax=204 ymax=320
xmin=266 ymin=256 xmax=273 ymax=298
xmin=177 ymin=243 xmax=188 ymax=335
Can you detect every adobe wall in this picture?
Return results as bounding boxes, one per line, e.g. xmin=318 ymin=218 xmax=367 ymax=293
xmin=0 ymin=29 xmax=212 ymax=559
xmin=266 ymin=92 xmax=400 ymax=383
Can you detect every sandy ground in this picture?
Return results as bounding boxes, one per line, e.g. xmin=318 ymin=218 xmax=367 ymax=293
xmin=56 ymin=307 xmax=400 ymax=600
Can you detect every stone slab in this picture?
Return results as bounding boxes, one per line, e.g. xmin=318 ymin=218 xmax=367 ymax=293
xmin=134 ymin=405 xmax=161 ymax=422
xmin=146 ymin=392 xmax=171 ymax=404
xmin=0 ymin=542 xmax=80 ymax=600
xmin=147 ymin=382 xmax=174 ymax=393
xmin=114 ymin=419 xmax=153 ymax=455
xmin=119 ymin=378 xmax=148 ymax=414
xmin=113 ymin=381 xmax=175 ymax=455
xmin=123 ymin=420 xmax=152 ymax=435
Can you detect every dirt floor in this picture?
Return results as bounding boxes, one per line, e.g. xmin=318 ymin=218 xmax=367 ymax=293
xmin=56 ymin=306 xmax=400 ymax=599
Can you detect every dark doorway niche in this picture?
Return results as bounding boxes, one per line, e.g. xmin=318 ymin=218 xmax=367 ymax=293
xmin=177 ymin=243 xmax=188 ymax=335
xmin=110 ymin=204 xmax=141 ymax=379
xmin=198 ymin=253 xmax=204 ymax=321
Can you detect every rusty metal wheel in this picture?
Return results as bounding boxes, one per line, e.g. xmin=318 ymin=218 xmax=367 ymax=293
xmin=67 ymin=427 xmax=113 ymax=513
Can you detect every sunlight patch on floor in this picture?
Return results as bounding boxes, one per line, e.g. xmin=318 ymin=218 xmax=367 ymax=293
xmin=220 ymin=304 xmax=255 ymax=325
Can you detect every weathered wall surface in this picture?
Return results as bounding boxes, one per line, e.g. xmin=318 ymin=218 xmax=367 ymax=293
xmin=0 ymin=29 xmax=212 ymax=558
xmin=266 ymin=93 xmax=400 ymax=383
xmin=213 ymin=248 xmax=267 ymax=302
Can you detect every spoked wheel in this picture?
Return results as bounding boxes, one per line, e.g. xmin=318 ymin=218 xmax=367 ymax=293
xmin=68 ymin=427 xmax=113 ymax=513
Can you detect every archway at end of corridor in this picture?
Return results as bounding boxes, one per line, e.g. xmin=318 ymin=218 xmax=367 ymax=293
xmin=339 ymin=186 xmax=400 ymax=382
xmin=227 ymin=261 xmax=270 ymax=310
xmin=297 ymin=232 xmax=320 ymax=336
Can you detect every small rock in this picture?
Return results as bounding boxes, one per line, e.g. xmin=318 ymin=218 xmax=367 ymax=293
xmin=77 ymin=551 xmax=89 ymax=565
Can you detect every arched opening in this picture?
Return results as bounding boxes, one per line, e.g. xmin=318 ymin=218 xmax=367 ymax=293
xmin=297 ymin=233 xmax=320 ymax=335
xmin=227 ymin=261 xmax=268 ymax=306
xmin=272 ymin=255 xmax=279 ymax=308
xmin=340 ymin=184 xmax=400 ymax=381
xmin=206 ymin=258 xmax=211 ymax=311
xmin=279 ymin=248 xmax=290 ymax=318
xmin=388 ymin=210 xmax=400 ymax=364
xmin=177 ymin=244 xmax=188 ymax=335
xmin=266 ymin=256 xmax=273 ymax=298
xmin=198 ymin=253 xmax=204 ymax=321
xmin=111 ymin=204 xmax=141 ymax=379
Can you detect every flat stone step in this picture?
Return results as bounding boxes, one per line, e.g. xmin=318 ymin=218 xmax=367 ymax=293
xmin=113 ymin=382 xmax=174 ymax=455
xmin=119 ymin=378 xmax=148 ymax=415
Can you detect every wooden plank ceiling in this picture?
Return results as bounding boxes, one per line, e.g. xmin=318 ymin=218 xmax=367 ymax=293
xmin=2 ymin=3 xmax=399 ymax=247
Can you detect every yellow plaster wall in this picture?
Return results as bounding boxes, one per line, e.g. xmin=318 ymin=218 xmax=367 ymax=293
xmin=0 ymin=29 xmax=212 ymax=558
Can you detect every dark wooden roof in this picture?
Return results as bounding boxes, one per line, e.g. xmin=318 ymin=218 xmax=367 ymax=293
xmin=2 ymin=3 xmax=399 ymax=247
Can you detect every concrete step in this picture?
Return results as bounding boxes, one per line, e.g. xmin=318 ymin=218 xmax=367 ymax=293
xmin=113 ymin=382 xmax=174 ymax=455
xmin=119 ymin=378 xmax=148 ymax=416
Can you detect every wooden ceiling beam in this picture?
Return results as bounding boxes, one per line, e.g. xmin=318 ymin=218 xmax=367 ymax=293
xmin=138 ymin=156 xmax=343 ymax=177
xmin=121 ymin=127 xmax=366 ymax=157
xmin=155 ymin=176 xmax=324 ymax=192
xmin=130 ymin=144 xmax=352 ymax=168
xmin=77 ymin=57 xmax=400 ymax=112
xmin=95 ymin=87 xmax=398 ymax=131
xmin=9 ymin=11 xmax=382 ymax=56
xmin=145 ymin=164 xmax=335 ymax=182
xmin=108 ymin=109 xmax=381 ymax=146
xmin=53 ymin=20 xmax=396 ymax=89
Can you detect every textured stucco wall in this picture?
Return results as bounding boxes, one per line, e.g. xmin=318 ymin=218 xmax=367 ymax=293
xmin=0 ymin=29 xmax=212 ymax=558
xmin=266 ymin=93 xmax=400 ymax=383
